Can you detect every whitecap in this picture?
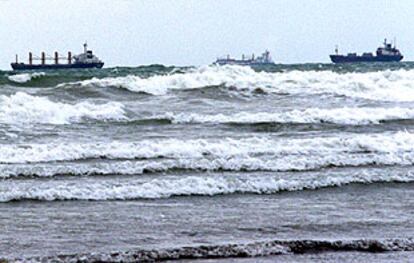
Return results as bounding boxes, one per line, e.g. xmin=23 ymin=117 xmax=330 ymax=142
xmin=8 ymin=72 xmax=45 ymax=83
xmin=1 ymin=170 xmax=413 ymax=201
xmin=60 ymin=66 xmax=414 ymax=101
xmin=2 ymin=131 xmax=414 ymax=167
xmin=0 ymin=92 xmax=127 ymax=125
xmin=161 ymin=107 xmax=414 ymax=125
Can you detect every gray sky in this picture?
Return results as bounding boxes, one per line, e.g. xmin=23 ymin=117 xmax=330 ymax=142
xmin=0 ymin=0 xmax=413 ymax=69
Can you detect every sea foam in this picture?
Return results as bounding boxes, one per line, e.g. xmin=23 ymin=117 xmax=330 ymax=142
xmin=8 ymin=72 xmax=45 ymax=83
xmin=161 ymin=107 xmax=414 ymax=125
xmin=65 ymin=66 xmax=414 ymax=101
xmin=0 ymin=170 xmax=413 ymax=201
xmin=3 ymin=131 xmax=414 ymax=172
xmin=0 ymin=92 xmax=126 ymax=125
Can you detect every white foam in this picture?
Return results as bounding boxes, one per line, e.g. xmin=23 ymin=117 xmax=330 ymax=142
xmin=0 ymin=161 xmax=164 ymax=178
xmin=8 ymin=72 xmax=45 ymax=83
xmin=3 ymin=131 xmax=414 ymax=171
xmin=67 ymin=66 xmax=238 ymax=95
xmin=162 ymin=107 xmax=414 ymax=125
xmin=1 ymin=170 xmax=413 ymax=201
xmin=64 ymin=66 xmax=414 ymax=101
xmin=0 ymin=92 xmax=127 ymax=125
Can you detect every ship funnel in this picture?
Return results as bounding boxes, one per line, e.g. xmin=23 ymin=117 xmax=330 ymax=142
xmin=54 ymin=52 xmax=59 ymax=64
xmin=68 ymin=52 xmax=72 ymax=64
xmin=29 ymin=52 xmax=33 ymax=65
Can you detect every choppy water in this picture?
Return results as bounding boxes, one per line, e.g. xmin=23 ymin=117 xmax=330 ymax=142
xmin=1 ymin=63 xmax=414 ymax=262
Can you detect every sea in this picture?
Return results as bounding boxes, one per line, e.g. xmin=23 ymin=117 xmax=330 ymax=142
xmin=1 ymin=63 xmax=414 ymax=262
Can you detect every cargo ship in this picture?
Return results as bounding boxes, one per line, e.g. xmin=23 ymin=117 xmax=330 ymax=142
xmin=214 ymin=50 xmax=275 ymax=66
xmin=11 ymin=43 xmax=104 ymax=70
xmin=330 ymin=39 xmax=403 ymax=63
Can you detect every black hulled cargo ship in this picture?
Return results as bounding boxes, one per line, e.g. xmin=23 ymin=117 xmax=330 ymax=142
xmin=330 ymin=39 xmax=403 ymax=63
xmin=11 ymin=43 xmax=104 ymax=70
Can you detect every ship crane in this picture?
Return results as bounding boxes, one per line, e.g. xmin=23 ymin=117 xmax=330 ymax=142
xmin=214 ymin=50 xmax=275 ymax=66
xmin=11 ymin=43 xmax=104 ymax=70
xmin=17 ymin=52 xmax=74 ymax=65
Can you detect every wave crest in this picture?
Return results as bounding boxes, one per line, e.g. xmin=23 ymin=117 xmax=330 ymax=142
xmin=161 ymin=107 xmax=414 ymax=125
xmin=1 ymin=171 xmax=413 ymax=201
xmin=60 ymin=66 xmax=414 ymax=101
xmin=2 ymin=131 xmax=414 ymax=164
xmin=8 ymin=72 xmax=45 ymax=83
xmin=0 ymin=92 xmax=126 ymax=125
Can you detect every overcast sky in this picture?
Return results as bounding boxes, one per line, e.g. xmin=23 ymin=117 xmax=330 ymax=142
xmin=0 ymin=0 xmax=413 ymax=69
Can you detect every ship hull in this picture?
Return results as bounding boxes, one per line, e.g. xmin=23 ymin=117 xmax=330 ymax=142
xmin=330 ymin=55 xmax=403 ymax=64
xmin=215 ymin=61 xmax=275 ymax=66
xmin=10 ymin=62 xmax=104 ymax=71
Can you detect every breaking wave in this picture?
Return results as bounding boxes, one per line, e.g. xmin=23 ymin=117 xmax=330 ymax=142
xmin=12 ymin=238 xmax=414 ymax=262
xmin=0 ymin=131 xmax=413 ymax=164
xmin=3 ymin=65 xmax=182 ymax=87
xmin=0 ymin=92 xmax=126 ymax=125
xmin=61 ymin=66 xmax=414 ymax=101
xmin=8 ymin=72 xmax=45 ymax=83
xmin=1 ymin=170 xmax=414 ymax=201
xmin=3 ymin=131 xmax=414 ymax=174
xmin=160 ymin=107 xmax=414 ymax=125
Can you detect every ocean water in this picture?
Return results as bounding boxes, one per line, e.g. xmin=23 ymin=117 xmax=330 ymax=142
xmin=1 ymin=63 xmax=414 ymax=262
